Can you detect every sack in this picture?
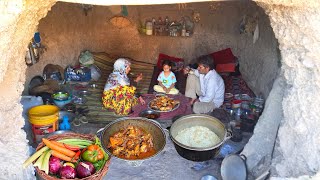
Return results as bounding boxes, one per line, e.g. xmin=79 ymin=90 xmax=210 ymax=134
xmin=79 ymin=50 xmax=94 ymax=66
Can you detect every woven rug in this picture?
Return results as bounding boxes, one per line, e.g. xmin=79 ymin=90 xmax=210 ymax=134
xmin=222 ymin=75 xmax=255 ymax=98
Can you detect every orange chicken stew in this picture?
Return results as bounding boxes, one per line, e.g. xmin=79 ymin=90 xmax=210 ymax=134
xmin=107 ymin=125 xmax=156 ymax=160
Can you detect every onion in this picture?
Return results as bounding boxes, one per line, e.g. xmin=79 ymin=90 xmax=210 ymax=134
xmin=59 ymin=166 xmax=76 ymax=179
xmin=76 ymin=161 xmax=95 ymax=178
xmin=49 ymin=156 xmax=62 ymax=174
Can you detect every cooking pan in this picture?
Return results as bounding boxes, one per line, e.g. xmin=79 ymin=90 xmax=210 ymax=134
xmin=98 ymin=117 xmax=166 ymax=166
xmin=169 ymin=114 xmax=231 ymax=161
xmin=221 ymin=154 xmax=247 ymax=180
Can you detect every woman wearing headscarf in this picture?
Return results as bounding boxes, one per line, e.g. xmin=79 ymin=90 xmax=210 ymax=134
xmin=102 ymin=58 xmax=145 ymax=115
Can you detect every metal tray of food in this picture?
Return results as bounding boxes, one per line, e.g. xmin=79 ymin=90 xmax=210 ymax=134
xmin=148 ymin=96 xmax=180 ymax=113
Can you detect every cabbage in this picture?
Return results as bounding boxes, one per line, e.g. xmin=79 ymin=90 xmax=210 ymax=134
xmin=59 ymin=166 xmax=76 ymax=179
xmin=76 ymin=161 xmax=95 ymax=178
xmin=49 ymin=156 xmax=62 ymax=174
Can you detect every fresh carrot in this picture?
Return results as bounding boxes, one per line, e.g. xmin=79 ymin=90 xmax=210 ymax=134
xmin=51 ymin=141 xmax=80 ymax=151
xmin=51 ymin=150 xmax=76 ymax=162
xmin=50 ymin=141 xmax=65 ymax=148
xmin=42 ymin=138 xmax=76 ymax=157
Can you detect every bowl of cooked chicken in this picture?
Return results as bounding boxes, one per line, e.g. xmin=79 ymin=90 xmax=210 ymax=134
xmin=148 ymin=95 xmax=180 ymax=112
xmin=139 ymin=109 xmax=160 ymax=120
xmin=99 ymin=117 xmax=166 ymax=164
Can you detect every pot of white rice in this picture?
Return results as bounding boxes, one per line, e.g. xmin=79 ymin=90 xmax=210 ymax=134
xmin=169 ymin=114 xmax=231 ymax=161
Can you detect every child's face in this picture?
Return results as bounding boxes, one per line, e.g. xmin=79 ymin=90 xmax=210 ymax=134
xmin=163 ymin=65 xmax=171 ymax=72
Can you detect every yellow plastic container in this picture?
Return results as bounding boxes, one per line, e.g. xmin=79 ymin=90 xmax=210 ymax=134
xmin=28 ymin=105 xmax=59 ymax=143
xmin=28 ymin=105 xmax=59 ymax=117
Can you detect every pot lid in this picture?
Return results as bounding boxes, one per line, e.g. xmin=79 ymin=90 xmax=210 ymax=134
xmin=221 ymin=154 xmax=247 ymax=180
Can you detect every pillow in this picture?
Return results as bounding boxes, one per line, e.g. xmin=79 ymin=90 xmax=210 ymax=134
xmin=157 ymin=53 xmax=184 ymax=72
xmin=209 ymin=48 xmax=236 ymax=66
xmin=216 ymin=63 xmax=236 ymax=73
xmin=171 ymin=61 xmax=184 ymax=72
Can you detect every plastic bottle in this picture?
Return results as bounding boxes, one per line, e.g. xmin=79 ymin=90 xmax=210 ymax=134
xmin=234 ymin=108 xmax=242 ymax=121
xmin=165 ymin=16 xmax=170 ymax=35
xmin=60 ymin=115 xmax=71 ymax=130
xmin=146 ymin=21 xmax=153 ymax=35
xmin=181 ymin=24 xmax=186 ymax=37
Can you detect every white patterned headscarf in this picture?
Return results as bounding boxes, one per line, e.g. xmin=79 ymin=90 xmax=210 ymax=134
xmin=104 ymin=58 xmax=131 ymax=91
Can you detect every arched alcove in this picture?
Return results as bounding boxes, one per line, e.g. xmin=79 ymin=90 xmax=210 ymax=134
xmin=0 ymin=0 xmax=319 ymax=179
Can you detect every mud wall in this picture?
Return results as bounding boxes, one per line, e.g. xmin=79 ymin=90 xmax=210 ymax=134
xmin=25 ymin=1 xmax=279 ymax=98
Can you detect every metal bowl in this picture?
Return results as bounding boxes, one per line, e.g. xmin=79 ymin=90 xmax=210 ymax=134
xmin=148 ymin=99 xmax=180 ymax=113
xmin=44 ymin=130 xmax=74 ymax=138
xmin=201 ymin=175 xmax=217 ymax=180
xmin=77 ymin=90 xmax=91 ymax=97
xmin=154 ymin=93 xmax=166 ymax=98
xmin=52 ymin=91 xmax=70 ymax=101
xmin=139 ymin=109 xmax=160 ymax=120
xmin=53 ymin=97 xmax=72 ymax=108
xmin=99 ymin=117 xmax=166 ymax=163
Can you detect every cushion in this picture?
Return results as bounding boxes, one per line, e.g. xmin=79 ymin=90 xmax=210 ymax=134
xmin=209 ymin=48 xmax=236 ymax=66
xmin=216 ymin=63 xmax=236 ymax=73
xmin=157 ymin=53 xmax=184 ymax=71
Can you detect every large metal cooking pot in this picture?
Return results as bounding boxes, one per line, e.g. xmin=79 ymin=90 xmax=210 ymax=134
xmin=99 ymin=117 xmax=166 ymax=165
xmin=169 ymin=114 xmax=231 ymax=161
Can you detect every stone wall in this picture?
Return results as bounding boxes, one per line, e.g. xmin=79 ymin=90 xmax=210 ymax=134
xmin=242 ymin=1 xmax=320 ymax=178
xmin=262 ymin=2 xmax=320 ymax=177
xmin=25 ymin=1 xmax=279 ymax=98
xmin=0 ymin=0 xmax=56 ymax=178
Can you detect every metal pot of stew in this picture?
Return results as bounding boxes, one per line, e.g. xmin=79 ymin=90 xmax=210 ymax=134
xmin=98 ymin=117 xmax=166 ymax=165
xmin=169 ymin=114 xmax=231 ymax=161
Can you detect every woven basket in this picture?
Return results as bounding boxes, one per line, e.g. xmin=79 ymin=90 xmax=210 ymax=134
xmin=35 ymin=133 xmax=111 ymax=180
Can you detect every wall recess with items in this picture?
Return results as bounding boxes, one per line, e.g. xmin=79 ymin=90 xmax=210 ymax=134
xmin=140 ymin=16 xmax=195 ymax=37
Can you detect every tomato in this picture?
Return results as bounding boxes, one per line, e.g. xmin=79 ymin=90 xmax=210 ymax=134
xmin=81 ymin=145 xmax=104 ymax=163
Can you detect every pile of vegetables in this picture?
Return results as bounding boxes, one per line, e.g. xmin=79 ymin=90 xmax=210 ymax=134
xmin=23 ymin=136 xmax=109 ymax=179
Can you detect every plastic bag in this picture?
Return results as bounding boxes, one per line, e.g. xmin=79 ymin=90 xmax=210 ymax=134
xmin=79 ymin=50 xmax=94 ymax=66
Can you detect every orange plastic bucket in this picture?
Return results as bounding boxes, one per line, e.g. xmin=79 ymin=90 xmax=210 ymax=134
xmin=28 ymin=105 xmax=59 ymax=143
